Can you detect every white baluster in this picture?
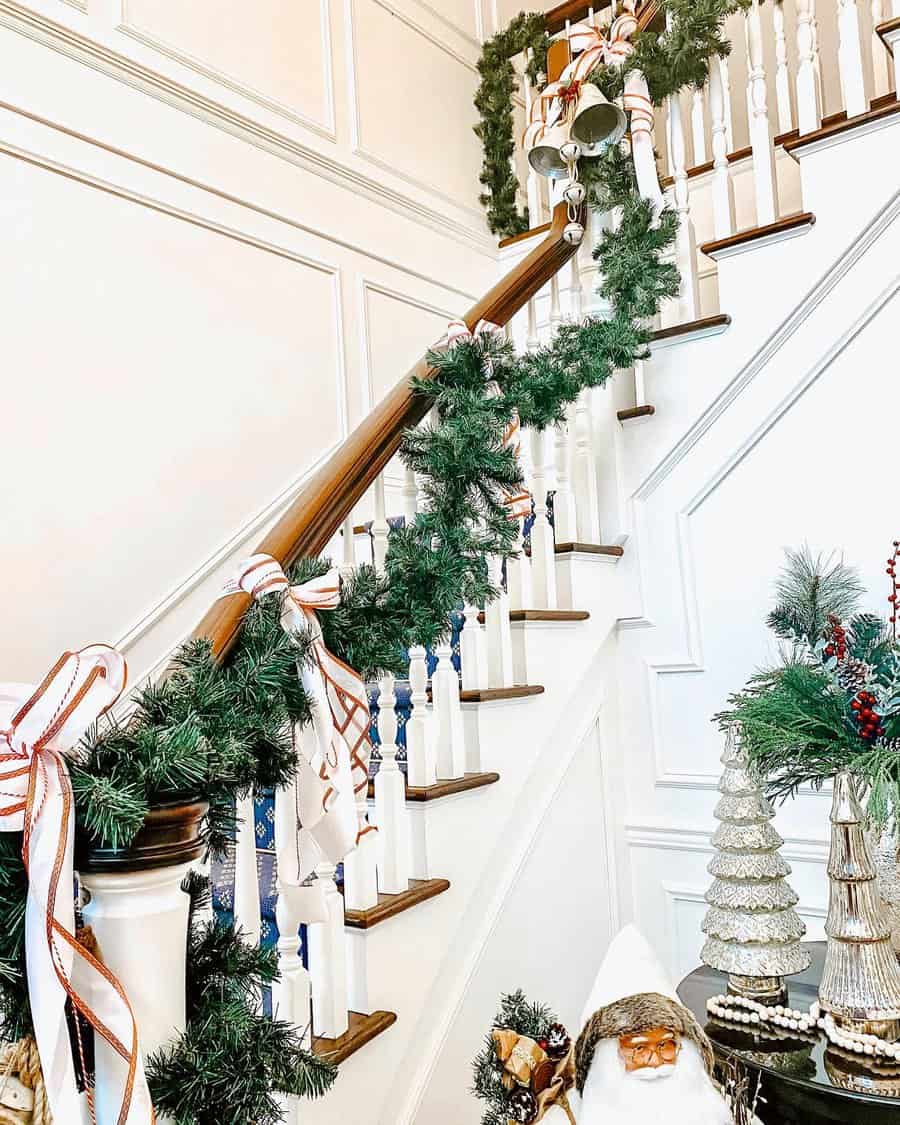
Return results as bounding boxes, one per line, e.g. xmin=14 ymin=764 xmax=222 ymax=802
xmin=374 ymin=674 xmax=411 ymax=894
xmin=577 ymin=206 xmax=599 ymax=317
xmin=871 ymin=0 xmax=890 ymax=98
xmin=837 ymin=0 xmax=868 ymax=116
xmin=773 ymin=0 xmax=793 ymax=135
xmin=529 ymin=428 xmax=558 ymax=607
xmin=371 ymin=472 xmax=389 ymax=572
xmin=720 ymin=55 xmax=734 ymax=151
xmin=526 ymin=294 xmax=540 ymax=352
xmin=341 ymin=796 xmax=379 ymax=912
xmin=745 ymin=0 xmax=780 ymax=226
xmin=569 ymin=255 xmax=583 ymax=324
xmin=272 ymin=787 xmax=312 ymax=1047
xmin=549 ymin=272 xmax=563 ymax=337
xmin=433 ymin=638 xmax=466 ymax=778
xmin=485 ymin=555 xmax=514 ymax=688
xmin=234 ymin=792 xmax=261 ymax=948
xmin=691 ymin=88 xmax=707 ymax=164
xmin=571 ymin=394 xmax=600 ymax=545
xmin=401 ymin=466 xmax=417 ymax=527
xmin=709 ymin=55 xmax=736 ymax=239
xmin=340 ymin=514 xmax=355 ymax=578
xmin=552 ymin=420 xmax=577 ymax=543
xmin=406 ymin=645 xmax=437 ymax=788
xmin=460 ymin=601 xmax=488 ymax=690
xmin=666 ymin=93 xmax=700 ymax=320
xmin=307 ymin=862 xmax=348 ymax=1039
xmin=507 ymin=517 xmax=533 ymax=611
xmin=796 ymin=0 xmax=823 ymax=134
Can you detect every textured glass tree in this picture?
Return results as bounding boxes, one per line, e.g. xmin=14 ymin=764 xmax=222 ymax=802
xmin=819 ymin=771 xmax=900 ymax=1036
xmin=702 ymin=727 xmax=810 ymax=1000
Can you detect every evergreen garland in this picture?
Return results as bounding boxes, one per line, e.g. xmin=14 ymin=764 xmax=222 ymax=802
xmin=475 ymin=12 xmax=548 ymax=237
xmin=475 ymin=0 xmax=748 ymax=239
xmin=146 ymin=874 xmax=337 ymax=1124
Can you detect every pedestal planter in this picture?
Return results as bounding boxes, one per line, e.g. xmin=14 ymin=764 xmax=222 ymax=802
xmin=76 ymin=800 xmax=207 ymax=1125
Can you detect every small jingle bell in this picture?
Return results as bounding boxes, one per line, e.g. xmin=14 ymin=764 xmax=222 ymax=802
xmin=558 ymin=138 xmax=582 ymax=164
xmin=561 ymin=179 xmax=586 ymax=207
xmin=563 ymin=221 xmax=585 ymax=245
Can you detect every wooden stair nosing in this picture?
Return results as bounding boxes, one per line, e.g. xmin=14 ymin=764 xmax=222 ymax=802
xmin=617 ymin=404 xmax=655 ymax=422
xmin=650 ymin=314 xmax=731 ymax=343
xmin=344 ymin=878 xmax=450 ymax=929
xmin=876 ymin=18 xmax=900 ymax=51
xmin=366 ymin=771 xmax=501 ymax=803
xmin=312 ymin=1010 xmax=397 ymax=1064
xmin=476 ymin=609 xmax=590 ymax=624
xmin=783 ymin=96 xmax=900 ymax=155
xmin=700 ymin=212 xmax=815 ymax=259
xmin=459 ymin=683 xmax=545 ymax=703
xmin=554 ymin=542 xmax=624 ymax=557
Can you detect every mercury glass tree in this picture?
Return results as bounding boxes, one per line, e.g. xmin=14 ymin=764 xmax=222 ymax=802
xmin=819 ymin=771 xmax=900 ymax=1038
xmin=702 ymin=727 xmax=810 ymax=1001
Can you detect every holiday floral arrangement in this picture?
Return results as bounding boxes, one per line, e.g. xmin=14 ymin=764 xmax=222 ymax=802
xmin=719 ymin=543 xmax=900 ymax=829
xmin=472 ymin=991 xmax=576 ymax=1125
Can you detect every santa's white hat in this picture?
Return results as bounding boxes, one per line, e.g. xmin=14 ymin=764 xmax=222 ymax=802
xmin=580 ymin=924 xmax=678 ymax=1029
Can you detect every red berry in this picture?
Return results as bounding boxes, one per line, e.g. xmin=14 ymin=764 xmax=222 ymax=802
xmin=851 ymin=700 xmax=862 ymax=710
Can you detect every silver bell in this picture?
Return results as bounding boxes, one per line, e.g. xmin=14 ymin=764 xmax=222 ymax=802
xmin=526 ymin=122 xmax=570 ymax=180
xmin=570 ymin=84 xmax=627 ymax=152
xmin=563 ymin=221 xmax=585 ymax=246
xmin=561 ymin=179 xmax=586 ymax=207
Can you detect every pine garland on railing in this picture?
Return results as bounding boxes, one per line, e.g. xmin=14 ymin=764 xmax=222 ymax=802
xmin=476 ymin=0 xmax=748 ymax=239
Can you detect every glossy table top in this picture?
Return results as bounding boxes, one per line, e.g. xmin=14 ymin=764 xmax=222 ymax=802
xmin=678 ymin=943 xmax=900 ymax=1124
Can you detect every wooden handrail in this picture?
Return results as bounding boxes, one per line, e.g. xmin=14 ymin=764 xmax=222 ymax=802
xmin=194 ymin=202 xmax=579 ymax=660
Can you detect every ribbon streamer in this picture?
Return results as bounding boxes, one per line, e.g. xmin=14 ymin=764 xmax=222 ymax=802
xmin=223 ymin=558 xmax=373 ymax=911
xmin=0 ymin=647 xmax=155 ymax=1125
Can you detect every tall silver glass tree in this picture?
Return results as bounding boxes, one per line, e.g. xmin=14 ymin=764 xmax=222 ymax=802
xmin=702 ymin=726 xmax=810 ymax=1002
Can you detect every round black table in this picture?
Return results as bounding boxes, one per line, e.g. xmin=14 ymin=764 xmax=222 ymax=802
xmin=678 ymin=942 xmax=900 ymax=1124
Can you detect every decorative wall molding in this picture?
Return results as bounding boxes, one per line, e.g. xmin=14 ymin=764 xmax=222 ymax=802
xmin=0 ymin=0 xmax=496 ymax=254
xmin=345 ymin=0 xmax=486 ymax=225
xmin=116 ymin=0 xmax=337 ymax=139
xmin=627 ymin=822 xmax=830 ymax=865
xmin=0 ymin=97 xmax=483 ymax=303
xmin=358 ymin=278 xmax=465 ymax=415
xmin=409 ymin=0 xmax=483 ymax=47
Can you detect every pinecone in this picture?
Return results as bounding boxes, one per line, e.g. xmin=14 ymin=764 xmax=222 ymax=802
xmin=508 ymin=1087 xmax=538 ymax=1123
xmin=544 ymin=1022 xmax=571 ymax=1060
xmin=835 ymin=658 xmax=873 ymax=693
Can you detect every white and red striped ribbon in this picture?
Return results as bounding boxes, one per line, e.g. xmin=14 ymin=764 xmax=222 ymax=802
xmin=223 ymin=557 xmax=374 ymax=889
xmin=433 ymin=318 xmax=503 ymax=352
xmin=0 ymin=647 xmax=155 ymax=1125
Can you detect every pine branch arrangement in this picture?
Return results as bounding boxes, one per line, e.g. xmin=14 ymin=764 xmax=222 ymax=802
xmin=146 ymin=875 xmax=336 ymax=1125
xmin=718 ymin=543 xmax=900 ymax=829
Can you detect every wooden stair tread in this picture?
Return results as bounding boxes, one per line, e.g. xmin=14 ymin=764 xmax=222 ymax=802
xmin=459 ymin=684 xmax=545 ymax=702
xmin=476 ymin=609 xmax=590 ymax=623
xmin=877 ymin=18 xmax=900 ymax=51
xmin=700 ymin=213 xmax=815 ymax=258
xmin=650 ymin=314 xmax=731 ymax=342
xmin=344 ymin=878 xmax=450 ymax=929
xmin=312 ymin=1010 xmax=396 ymax=1064
xmin=408 ymin=771 xmax=500 ymax=801
xmin=366 ymin=771 xmax=501 ymax=803
xmin=783 ymin=97 xmax=900 ymax=155
xmin=554 ymin=542 xmax=624 ymax=556
xmin=617 ymin=405 xmax=655 ymax=422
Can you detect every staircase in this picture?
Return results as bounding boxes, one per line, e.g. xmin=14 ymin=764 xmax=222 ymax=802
xmin=202 ymin=2 xmax=900 ymax=1123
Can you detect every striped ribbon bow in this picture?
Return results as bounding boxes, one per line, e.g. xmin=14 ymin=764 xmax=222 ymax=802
xmin=0 ymin=647 xmax=155 ymax=1125
xmin=224 ymin=557 xmax=373 ymax=881
xmin=434 ymin=318 xmax=503 ymax=352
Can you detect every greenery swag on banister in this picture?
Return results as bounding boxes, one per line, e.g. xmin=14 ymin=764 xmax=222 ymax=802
xmin=0 ymin=3 xmax=747 ymax=1120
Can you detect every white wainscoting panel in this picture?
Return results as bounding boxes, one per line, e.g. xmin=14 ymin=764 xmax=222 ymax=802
xmin=117 ymin=0 xmax=336 ymax=136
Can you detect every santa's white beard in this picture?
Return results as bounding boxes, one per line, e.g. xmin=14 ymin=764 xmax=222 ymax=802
xmin=579 ymin=1039 xmax=732 ymax=1125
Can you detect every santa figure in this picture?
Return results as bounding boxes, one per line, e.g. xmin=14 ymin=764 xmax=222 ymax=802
xmin=559 ymin=924 xmax=733 ymax=1125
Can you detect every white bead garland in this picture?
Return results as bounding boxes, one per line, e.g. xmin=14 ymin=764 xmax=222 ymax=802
xmin=705 ymin=993 xmax=900 ymax=1061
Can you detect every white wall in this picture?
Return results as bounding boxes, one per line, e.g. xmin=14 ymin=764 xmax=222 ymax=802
xmin=0 ymin=0 xmax=520 ymax=684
